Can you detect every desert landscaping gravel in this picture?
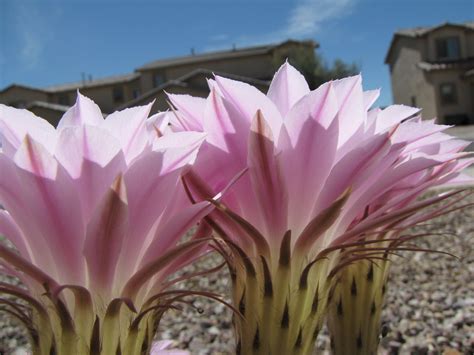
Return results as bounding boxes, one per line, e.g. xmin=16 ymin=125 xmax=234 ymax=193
xmin=1 ymin=191 xmax=473 ymax=355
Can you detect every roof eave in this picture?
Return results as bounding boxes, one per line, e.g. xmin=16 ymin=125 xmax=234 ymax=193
xmin=45 ymin=73 xmax=141 ymax=93
xmin=384 ymin=34 xmax=401 ymax=64
xmin=0 ymin=84 xmax=47 ymax=95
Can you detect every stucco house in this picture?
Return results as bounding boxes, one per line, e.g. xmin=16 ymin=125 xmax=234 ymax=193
xmin=0 ymin=39 xmax=317 ymax=126
xmin=385 ymin=21 xmax=474 ymax=125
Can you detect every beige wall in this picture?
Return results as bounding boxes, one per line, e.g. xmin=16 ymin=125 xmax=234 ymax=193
xmin=426 ymin=27 xmax=470 ymax=61
xmin=389 ymin=37 xmax=438 ymax=119
xmin=428 ymin=70 xmax=473 ymax=123
xmin=0 ymin=87 xmax=50 ymax=107
xmin=388 ymin=27 xmax=474 ymax=123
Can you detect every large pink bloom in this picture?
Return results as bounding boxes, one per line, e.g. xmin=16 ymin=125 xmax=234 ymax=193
xmin=169 ymin=63 xmax=473 ymax=354
xmin=0 ymin=94 xmax=211 ymax=355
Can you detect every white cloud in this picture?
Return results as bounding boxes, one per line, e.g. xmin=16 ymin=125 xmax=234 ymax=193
xmin=208 ymin=0 xmax=356 ymax=49
xmin=20 ymin=29 xmax=43 ymax=68
xmin=285 ymin=0 xmax=354 ymax=37
xmin=13 ymin=2 xmax=54 ymax=69
xmin=210 ymin=34 xmax=230 ymax=41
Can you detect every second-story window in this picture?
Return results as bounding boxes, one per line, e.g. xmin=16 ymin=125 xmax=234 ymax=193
xmin=436 ymin=36 xmax=461 ymax=60
xmin=153 ymin=73 xmax=165 ymax=88
xmin=439 ymin=83 xmax=458 ymax=105
xmin=113 ymin=87 xmax=124 ymax=103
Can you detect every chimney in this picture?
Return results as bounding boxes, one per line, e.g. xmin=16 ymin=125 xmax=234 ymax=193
xmin=81 ymin=72 xmax=86 ymax=86
xmin=88 ymin=74 xmax=93 ymax=82
xmin=191 ymin=48 xmax=195 ymax=56
xmin=232 ymin=43 xmax=236 ymax=51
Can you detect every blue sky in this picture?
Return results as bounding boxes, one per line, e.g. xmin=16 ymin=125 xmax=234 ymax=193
xmin=0 ymin=0 xmax=472 ymax=106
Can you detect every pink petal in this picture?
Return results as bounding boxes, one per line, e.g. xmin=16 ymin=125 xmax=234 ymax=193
xmin=140 ymin=201 xmax=213 ymax=268
xmin=215 ymin=75 xmax=283 ymax=138
xmin=57 ymin=92 xmax=104 ymax=130
xmin=55 ymin=126 xmax=123 ymax=177
xmin=315 ymin=131 xmax=391 ymax=216
xmin=10 ymin=137 xmax=85 ymax=284
xmin=118 ymin=152 xmax=182 ymax=275
xmin=331 ymin=75 xmax=365 ymax=146
xmin=203 ymin=88 xmax=239 ymax=151
xmin=393 ymin=120 xmax=451 ymax=146
xmin=283 ymin=81 xmax=338 ymax=143
xmin=444 ymin=172 xmax=474 ymax=186
xmin=102 ymin=104 xmax=152 ymax=163
xmin=152 ymin=132 xmax=207 ymax=174
xmin=341 ymin=153 xmax=450 ymax=230
xmin=374 ymin=105 xmax=421 ymax=134
xmin=0 ymin=105 xmax=56 ymax=157
xmin=280 ymin=83 xmax=340 ymax=232
xmin=168 ymin=93 xmax=206 ymax=131
xmin=267 ymin=62 xmax=310 ymax=116
xmin=247 ymin=111 xmax=287 ymax=241
xmin=0 ymin=154 xmax=57 ymax=277
xmin=150 ymin=341 xmax=189 ymax=355
xmin=83 ymin=175 xmax=128 ymax=296
xmin=0 ymin=210 xmax=31 ymax=261
xmin=363 ymin=89 xmax=380 ymax=111
xmin=55 ymin=126 xmax=127 ymax=220
xmin=147 ymin=112 xmax=172 ymax=139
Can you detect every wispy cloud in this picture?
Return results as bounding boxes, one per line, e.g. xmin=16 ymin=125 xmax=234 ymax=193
xmin=210 ymin=34 xmax=229 ymax=42
xmin=285 ymin=0 xmax=354 ymax=37
xmin=20 ymin=28 xmax=43 ymax=69
xmin=206 ymin=0 xmax=356 ymax=49
xmin=12 ymin=2 xmax=56 ymax=69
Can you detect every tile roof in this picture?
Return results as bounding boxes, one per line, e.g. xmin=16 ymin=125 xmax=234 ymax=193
xmin=0 ymin=83 xmax=47 ymax=94
xmin=395 ymin=21 xmax=474 ymax=37
xmin=137 ymin=39 xmax=317 ymax=71
xmin=44 ymin=72 xmax=140 ymax=92
xmin=386 ymin=22 xmax=474 ymax=64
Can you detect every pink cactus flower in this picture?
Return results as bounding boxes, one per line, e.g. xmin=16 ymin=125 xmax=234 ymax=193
xmin=0 ymin=94 xmax=211 ymax=355
xmin=150 ymin=340 xmax=190 ymax=355
xmin=169 ymin=62 xmax=473 ymax=354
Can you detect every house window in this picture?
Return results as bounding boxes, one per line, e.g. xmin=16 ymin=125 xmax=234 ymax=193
xmin=439 ymin=83 xmax=458 ymax=105
xmin=58 ymin=94 xmax=70 ymax=106
xmin=113 ymin=87 xmax=124 ymax=103
xmin=153 ymin=73 xmax=165 ymax=87
xmin=436 ymin=36 xmax=461 ymax=60
xmin=132 ymin=88 xmax=141 ymax=99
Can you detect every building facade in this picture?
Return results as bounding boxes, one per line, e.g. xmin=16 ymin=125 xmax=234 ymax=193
xmin=0 ymin=40 xmax=317 ymax=126
xmin=385 ymin=22 xmax=474 ymax=124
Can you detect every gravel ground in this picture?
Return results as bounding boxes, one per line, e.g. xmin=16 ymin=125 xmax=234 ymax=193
xmin=1 ymin=192 xmax=473 ymax=355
